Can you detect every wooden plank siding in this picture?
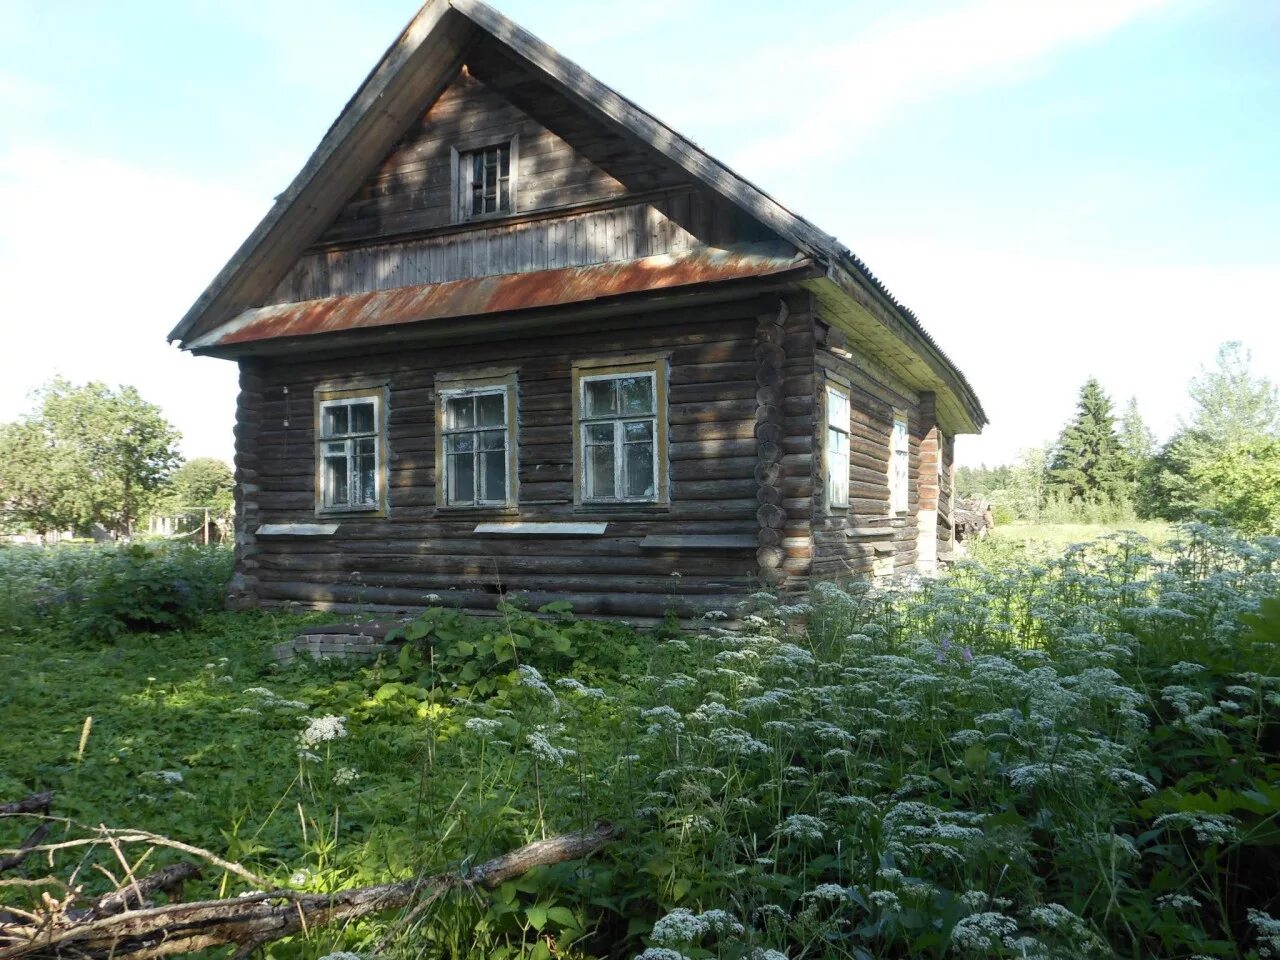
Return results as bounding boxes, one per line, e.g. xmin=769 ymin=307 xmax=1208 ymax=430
xmin=266 ymin=191 xmax=739 ymax=305
xmin=313 ymin=58 xmax=686 ymax=247
xmin=231 ymin=293 xmax=816 ymax=620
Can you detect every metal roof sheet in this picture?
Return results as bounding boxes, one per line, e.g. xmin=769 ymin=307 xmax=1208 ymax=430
xmin=189 ymin=249 xmax=813 ymax=351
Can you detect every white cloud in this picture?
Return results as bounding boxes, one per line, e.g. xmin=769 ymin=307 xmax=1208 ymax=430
xmin=857 ymin=233 xmax=1280 ymax=465
xmin=723 ymin=0 xmax=1174 ymax=172
xmin=0 ymin=144 xmax=267 ymax=462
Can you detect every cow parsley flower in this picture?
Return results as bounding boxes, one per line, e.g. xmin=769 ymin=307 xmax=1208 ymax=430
xmin=650 ymin=908 xmax=704 ymax=945
xmin=635 ymin=950 xmax=691 ymax=960
xmin=464 ymin=717 xmax=503 ymax=736
xmin=950 ymin=912 xmax=1018 ymax=951
xmin=807 ymin=884 xmax=849 ymax=902
xmin=775 ymin=814 xmax=825 ymax=843
xmin=298 ymin=715 xmax=347 ymax=748
xmin=332 ymin=767 xmax=361 ymax=786
xmin=524 ymin=731 xmax=575 ymax=767
xmin=143 ymin=770 xmax=184 ymax=785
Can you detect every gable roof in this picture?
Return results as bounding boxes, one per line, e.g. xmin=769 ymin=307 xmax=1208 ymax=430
xmin=172 ymin=0 xmax=986 ymax=432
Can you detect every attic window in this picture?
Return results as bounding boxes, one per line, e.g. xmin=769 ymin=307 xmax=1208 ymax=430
xmin=454 ymin=137 xmax=518 ymax=222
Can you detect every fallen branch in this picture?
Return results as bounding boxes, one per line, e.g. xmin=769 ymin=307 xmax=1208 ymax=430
xmin=0 ymin=826 xmax=50 ymax=876
xmin=0 ymin=821 xmax=620 ymax=960
xmin=0 ymin=796 xmax=52 ymax=819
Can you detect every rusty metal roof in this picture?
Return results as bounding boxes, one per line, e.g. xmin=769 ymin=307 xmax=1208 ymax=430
xmin=188 ymin=249 xmax=813 ymax=352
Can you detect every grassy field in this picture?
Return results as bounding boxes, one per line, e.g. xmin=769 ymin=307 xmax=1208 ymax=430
xmin=985 ymin=519 xmax=1174 ymax=550
xmin=2 ymin=528 xmax=1280 ymax=958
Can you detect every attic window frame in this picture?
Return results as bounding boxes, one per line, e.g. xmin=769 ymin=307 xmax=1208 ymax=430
xmin=451 ymin=133 xmax=520 ymax=224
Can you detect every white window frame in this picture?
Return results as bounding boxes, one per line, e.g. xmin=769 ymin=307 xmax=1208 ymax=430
xmin=890 ymin=412 xmax=910 ymax=515
xmin=825 ymin=384 xmax=850 ymax=510
xmin=434 ymin=369 xmax=520 ymax=511
xmin=315 ymin=390 xmax=386 ymax=515
xmin=438 ymin=386 xmax=512 ymax=508
xmin=578 ymin=371 xmax=660 ymax=504
xmin=451 ymin=134 xmax=519 ymax=223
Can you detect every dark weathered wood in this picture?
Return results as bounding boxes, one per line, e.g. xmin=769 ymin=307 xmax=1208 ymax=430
xmin=0 ymin=824 xmax=619 ymax=960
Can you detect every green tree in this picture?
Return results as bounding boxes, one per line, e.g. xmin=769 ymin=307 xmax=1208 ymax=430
xmin=1047 ymin=378 xmax=1129 ymax=505
xmin=1145 ymin=341 xmax=1278 ymax=522
xmin=1191 ymin=437 xmax=1280 ymax=536
xmin=160 ymin=458 xmax=234 ymax=514
xmin=1118 ymin=397 xmax=1156 ymax=480
xmin=0 ymin=379 xmax=181 ymax=537
xmin=1184 ymin=341 xmax=1279 ymax=444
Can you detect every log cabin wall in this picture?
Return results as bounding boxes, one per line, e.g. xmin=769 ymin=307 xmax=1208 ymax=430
xmin=937 ymin=432 xmax=956 ymax=558
xmin=811 ymin=342 xmax=925 ymax=580
xmin=230 ymin=291 xmax=815 ymax=622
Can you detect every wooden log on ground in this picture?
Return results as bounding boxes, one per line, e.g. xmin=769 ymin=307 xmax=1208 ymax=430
xmin=0 ymin=824 xmax=620 ymax=960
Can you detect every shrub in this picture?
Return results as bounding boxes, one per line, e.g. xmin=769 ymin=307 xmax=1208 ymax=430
xmin=0 ymin=542 xmax=232 ymax=639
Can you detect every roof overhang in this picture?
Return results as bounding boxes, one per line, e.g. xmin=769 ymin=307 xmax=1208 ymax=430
xmin=189 ymin=249 xmax=816 ymax=357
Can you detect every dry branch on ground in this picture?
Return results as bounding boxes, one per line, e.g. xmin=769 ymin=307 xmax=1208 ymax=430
xmin=0 ymin=806 xmax=619 ymax=960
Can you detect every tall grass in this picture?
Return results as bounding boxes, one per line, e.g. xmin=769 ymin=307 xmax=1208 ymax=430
xmin=2 ymin=525 xmax=1278 ymax=958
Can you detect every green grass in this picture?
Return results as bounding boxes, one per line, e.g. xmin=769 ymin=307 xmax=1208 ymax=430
xmin=986 ymin=519 xmax=1174 ymax=550
xmin=2 ymin=525 xmax=1280 ymax=959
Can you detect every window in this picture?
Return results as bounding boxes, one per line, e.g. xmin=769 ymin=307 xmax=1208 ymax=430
xmin=825 ymin=385 xmax=850 ymax=509
xmin=435 ymin=371 xmax=519 ymax=509
xmin=573 ymin=359 xmax=669 ymax=505
xmin=890 ymin=413 xmax=910 ymax=514
xmin=315 ymin=389 xmax=385 ymax=514
xmin=454 ymin=138 xmax=517 ymax=222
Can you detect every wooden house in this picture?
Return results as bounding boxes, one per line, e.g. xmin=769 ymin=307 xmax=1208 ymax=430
xmin=170 ymin=0 xmax=987 ymax=622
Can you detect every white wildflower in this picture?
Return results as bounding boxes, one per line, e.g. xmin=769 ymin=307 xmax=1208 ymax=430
xmin=807 ymin=884 xmax=849 ymax=902
xmin=951 ymin=912 xmax=1018 ymax=951
xmin=142 ymin=770 xmax=184 ymax=785
xmin=332 ymin=767 xmax=361 ymax=786
xmin=697 ymin=909 xmax=744 ymax=935
xmin=775 ymin=814 xmax=825 ymax=843
xmin=524 ymin=731 xmax=575 ymax=767
xmin=464 ymin=717 xmax=503 ymax=736
xmin=298 ymin=715 xmax=347 ymax=748
xmin=635 ymin=950 xmax=691 ymax=960
xmin=650 ymin=908 xmax=705 ymax=945
xmin=870 ymin=889 xmax=901 ymax=911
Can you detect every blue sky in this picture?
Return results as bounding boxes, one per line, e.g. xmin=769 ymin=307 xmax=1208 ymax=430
xmin=1 ymin=0 xmax=1277 ymax=466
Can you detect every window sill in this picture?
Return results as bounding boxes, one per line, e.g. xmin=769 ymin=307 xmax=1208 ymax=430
xmin=258 ymin=523 xmax=339 ymax=537
xmin=475 ymin=521 xmax=607 ymax=537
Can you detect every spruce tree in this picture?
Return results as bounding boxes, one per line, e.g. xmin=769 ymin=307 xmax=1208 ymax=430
xmin=1047 ymin=378 xmax=1129 ymax=504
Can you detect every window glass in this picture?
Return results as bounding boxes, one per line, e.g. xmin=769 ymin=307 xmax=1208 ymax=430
xmin=579 ymin=371 xmax=662 ymax=503
xmin=317 ymin=393 xmax=382 ymax=511
xmin=440 ymin=386 xmax=512 ymax=507
xmin=619 ymin=376 xmax=654 ymax=415
xmin=585 ymin=380 xmax=616 ymax=418
xmin=825 ymin=385 xmax=851 ymax=509
xmin=323 ymin=405 xmax=348 ymax=438
xmin=464 ymin=143 xmax=512 ymax=218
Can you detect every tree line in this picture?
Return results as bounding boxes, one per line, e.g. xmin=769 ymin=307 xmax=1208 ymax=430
xmin=0 ymin=379 xmax=234 ymax=538
xmin=958 ymin=341 xmax=1280 ymax=535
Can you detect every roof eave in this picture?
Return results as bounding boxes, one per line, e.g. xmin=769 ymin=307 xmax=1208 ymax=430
xmin=806 ymin=264 xmax=987 ymax=435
